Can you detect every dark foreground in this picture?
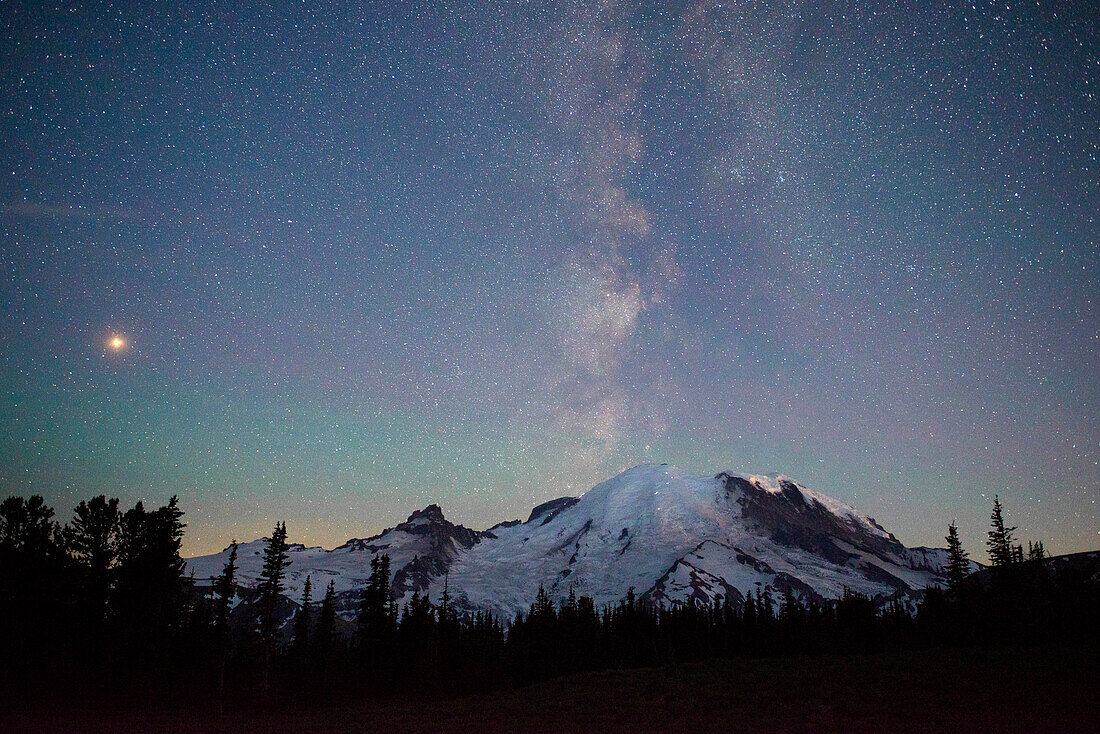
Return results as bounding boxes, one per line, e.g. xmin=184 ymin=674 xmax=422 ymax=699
xmin=8 ymin=640 xmax=1099 ymax=734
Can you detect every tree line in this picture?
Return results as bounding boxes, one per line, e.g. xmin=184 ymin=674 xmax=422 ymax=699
xmin=1 ymin=492 xmax=1096 ymax=710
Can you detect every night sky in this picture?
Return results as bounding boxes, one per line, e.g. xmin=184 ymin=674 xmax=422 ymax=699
xmin=1 ymin=1 xmax=1096 ymax=559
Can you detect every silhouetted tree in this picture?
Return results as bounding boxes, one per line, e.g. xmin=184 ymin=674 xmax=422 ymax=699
xmin=779 ymin=588 xmax=803 ymax=624
xmin=212 ymin=540 xmax=239 ymax=711
xmin=357 ymin=554 xmax=396 ymax=653
xmin=257 ymin=521 xmax=291 ymax=647
xmin=986 ymin=496 xmax=1017 ymax=568
xmin=212 ymin=542 xmax=238 ymax=634
xmin=944 ymin=522 xmax=971 ymax=591
xmin=0 ymin=495 xmax=61 ymax=619
xmin=115 ymin=497 xmax=186 ymax=630
xmin=256 ymin=521 xmax=291 ymax=698
xmin=1027 ymin=541 xmax=1046 ymax=562
xmin=0 ymin=495 xmax=57 ymax=557
xmin=530 ymin=584 xmax=556 ymax=625
xmin=437 ymin=573 xmax=458 ymax=632
xmin=314 ymin=580 xmax=337 ymax=655
xmin=65 ymin=496 xmax=121 ymax=622
xmin=760 ymin=587 xmax=775 ymax=620
xmin=400 ymin=590 xmax=434 ymax=637
xmin=292 ymin=575 xmax=312 ymax=650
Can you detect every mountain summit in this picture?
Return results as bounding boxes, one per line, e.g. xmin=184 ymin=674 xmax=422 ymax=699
xmin=187 ymin=464 xmax=959 ymax=618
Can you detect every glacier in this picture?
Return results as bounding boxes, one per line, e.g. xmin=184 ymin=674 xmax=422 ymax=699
xmin=186 ymin=464 xmax=959 ymax=618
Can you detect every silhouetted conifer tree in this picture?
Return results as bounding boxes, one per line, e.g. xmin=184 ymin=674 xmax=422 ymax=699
xmin=256 ymin=521 xmax=291 ymax=698
xmin=779 ymin=588 xmax=802 ymax=624
xmin=944 ymin=522 xmax=971 ymax=591
xmin=315 ymin=580 xmax=337 ymax=653
xmin=437 ymin=572 xmax=459 ymax=634
xmin=357 ymin=554 xmax=396 ymax=653
xmin=292 ymin=575 xmax=312 ymax=650
xmin=761 ymin=587 xmax=775 ymax=619
xmin=115 ymin=497 xmax=186 ymax=630
xmin=986 ymin=496 xmax=1017 ymax=568
xmin=1027 ymin=541 xmax=1046 ymax=562
xmin=400 ymin=590 xmax=434 ymax=636
xmin=530 ymin=584 xmax=555 ymax=624
xmin=0 ymin=494 xmax=65 ymax=700
xmin=0 ymin=495 xmax=61 ymax=620
xmin=257 ymin=521 xmax=291 ymax=646
xmin=65 ymin=495 xmax=121 ymax=623
xmin=743 ymin=589 xmax=756 ymax=626
xmin=213 ymin=542 xmax=238 ymax=634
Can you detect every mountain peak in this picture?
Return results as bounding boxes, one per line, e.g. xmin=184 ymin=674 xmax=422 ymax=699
xmin=186 ymin=463 xmax=955 ymax=618
xmin=405 ymin=504 xmax=446 ymax=524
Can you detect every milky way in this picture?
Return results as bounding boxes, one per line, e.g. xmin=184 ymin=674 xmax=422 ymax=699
xmin=0 ymin=1 xmax=1095 ymax=558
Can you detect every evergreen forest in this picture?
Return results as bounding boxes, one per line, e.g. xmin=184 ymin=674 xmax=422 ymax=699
xmin=1 ymin=492 xmax=1097 ymax=713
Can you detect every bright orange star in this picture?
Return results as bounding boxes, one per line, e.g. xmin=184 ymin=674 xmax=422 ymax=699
xmin=108 ymin=335 xmax=126 ymax=351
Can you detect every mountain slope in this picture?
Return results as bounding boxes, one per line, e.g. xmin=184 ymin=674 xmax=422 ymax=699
xmin=187 ymin=464 xmax=962 ymax=618
xmin=186 ymin=503 xmax=484 ymax=617
xmin=436 ymin=465 xmax=952 ymax=615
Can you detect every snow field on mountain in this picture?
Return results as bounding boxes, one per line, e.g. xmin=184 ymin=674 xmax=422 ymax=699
xmin=185 ymin=463 xmax=949 ymax=617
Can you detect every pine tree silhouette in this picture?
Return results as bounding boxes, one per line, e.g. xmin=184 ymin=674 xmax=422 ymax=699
xmin=986 ymin=496 xmax=1017 ymax=568
xmin=65 ymin=495 xmax=121 ymax=623
xmin=115 ymin=497 xmax=187 ymax=631
xmin=0 ymin=495 xmax=61 ymax=624
xmin=257 ymin=521 xmax=291 ymax=646
xmin=1027 ymin=541 xmax=1046 ymax=562
xmin=357 ymin=554 xmax=396 ymax=653
xmin=213 ymin=542 xmax=238 ymax=634
xmin=314 ymin=580 xmax=337 ymax=654
xmin=292 ymin=575 xmax=312 ymax=650
xmin=256 ymin=521 xmax=291 ymax=698
xmin=944 ymin=522 xmax=971 ymax=591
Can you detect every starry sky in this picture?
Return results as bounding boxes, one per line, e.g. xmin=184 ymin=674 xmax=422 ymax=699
xmin=1 ymin=1 xmax=1096 ymax=560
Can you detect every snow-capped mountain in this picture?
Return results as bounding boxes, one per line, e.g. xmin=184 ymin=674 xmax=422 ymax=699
xmin=187 ymin=464 xmax=963 ymax=619
xmin=188 ymin=502 xmax=484 ymax=619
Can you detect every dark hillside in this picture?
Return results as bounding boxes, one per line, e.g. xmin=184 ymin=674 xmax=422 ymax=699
xmin=6 ymin=639 xmax=1097 ymax=733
